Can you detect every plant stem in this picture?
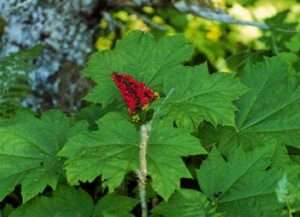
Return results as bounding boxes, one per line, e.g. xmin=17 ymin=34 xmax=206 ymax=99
xmin=286 ymin=200 xmax=294 ymax=217
xmin=138 ymin=123 xmax=151 ymax=217
xmin=136 ymin=88 xmax=174 ymax=217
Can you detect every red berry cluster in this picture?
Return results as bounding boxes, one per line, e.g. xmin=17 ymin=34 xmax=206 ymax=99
xmin=112 ymin=72 xmax=159 ymax=114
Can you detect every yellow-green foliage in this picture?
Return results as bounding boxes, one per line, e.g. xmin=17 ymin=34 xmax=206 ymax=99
xmin=94 ymin=0 xmax=300 ymax=71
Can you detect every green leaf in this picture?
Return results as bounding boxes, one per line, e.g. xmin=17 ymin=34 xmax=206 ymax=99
xmin=162 ymin=64 xmax=247 ymax=128
xmin=285 ymin=33 xmax=300 ymax=52
xmin=9 ymin=185 xmax=137 ymax=217
xmin=153 ymin=189 xmax=223 ymax=217
xmin=231 ymin=56 xmax=300 ymax=148
xmin=8 ymin=186 xmax=94 ymax=217
xmin=84 ymin=31 xmax=193 ymax=106
xmin=197 ymin=144 xmax=285 ymax=217
xmin=93 ymin=194 xmax=138 ymax=217
xmin=0 ymin=110 xmax=84 ymax=202
xmin=59 ymin=113 xmax=139 ymax=190
xmin=60 ymin=112 xmax=206 ymax=200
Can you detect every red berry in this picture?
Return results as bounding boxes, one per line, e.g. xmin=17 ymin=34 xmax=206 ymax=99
xmin=111 ymin=72 xmax=159 ymax=114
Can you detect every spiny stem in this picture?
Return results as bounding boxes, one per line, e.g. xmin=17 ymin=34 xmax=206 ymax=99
xmin=136 ymin=88 xmax=174 ymax=217
xmin=138 ymin=123 xmax=151 ymax=217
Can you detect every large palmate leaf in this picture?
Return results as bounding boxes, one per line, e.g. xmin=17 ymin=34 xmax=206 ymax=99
xmin=161 ymin=64 xmax=247 ymax=128
xmin=219 ymin=56 xmax=300 ymax=148
xmin=153 ymin=189 xmax=223 ymax=217
xmin=93 ymin=194 xmax=138 ymax=217
xmin=0 ymin=110 xmax=86 ymax=202
xmin=59 ymin=112 xmax=206 ymax=200
xmin=84 ymin=31 xmax=193 ymax=106
xmin=197 ymin=144 xmax=286 ymax=217
xmin=8 ymin=186 xmax=94 ymax=217
xmin=9 ymin=186 xmax=137 ymax=217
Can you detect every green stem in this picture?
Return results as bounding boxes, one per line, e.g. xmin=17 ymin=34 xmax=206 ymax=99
xmin=287 ymin=200 xmax=294 ymax=217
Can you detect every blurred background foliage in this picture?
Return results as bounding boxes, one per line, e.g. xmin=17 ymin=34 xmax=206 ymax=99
xmin=1 ymin=0 xmax=300 ymax=114
xmin=96 ymin=0 xmax=300 ymax=72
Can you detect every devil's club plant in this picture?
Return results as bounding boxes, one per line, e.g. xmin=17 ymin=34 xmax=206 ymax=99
xmin=0 ymin=31 xmax=299 ymax=217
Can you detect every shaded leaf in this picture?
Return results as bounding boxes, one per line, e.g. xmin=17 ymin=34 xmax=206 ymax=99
xmin=8 ymin=186 xmax=94 ymax=217
xmin=153 ymin=189 xmax=223 ymax=217
xmin=0 ymin=110 xmax=84 ymax=202
xmin=233 ymin=56 xmax=300 ymax=148
xmin=93 ymin=194 xmax=138 ymax=217
xmin=197 ymin=144 xmax=286 ymax=217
